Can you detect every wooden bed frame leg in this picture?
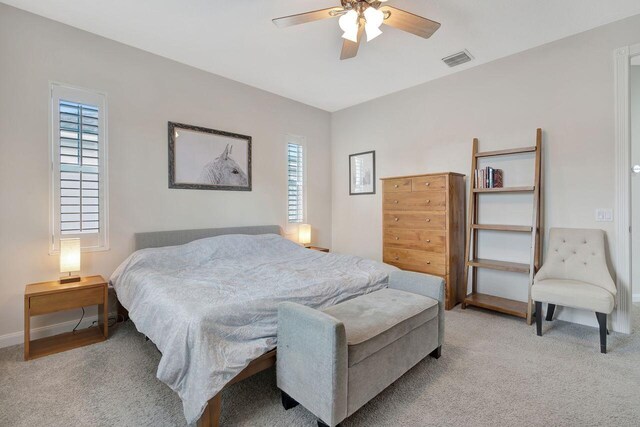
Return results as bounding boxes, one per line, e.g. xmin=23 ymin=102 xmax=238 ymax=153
xmin=197 ymin=393 xmax=222 ymax=427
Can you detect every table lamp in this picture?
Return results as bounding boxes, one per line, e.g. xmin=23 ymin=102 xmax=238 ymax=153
xmin=298 ymin=224 xmax=311 ymax=247
xmin=59 ymin=238 xmax=81 ymax=283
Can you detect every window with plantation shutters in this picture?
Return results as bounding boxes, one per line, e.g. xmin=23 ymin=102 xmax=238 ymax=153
xmin=287 ymin=137 xmax=306 ymax=224
xmin=51 ymin=84 xmax=108 ymax=252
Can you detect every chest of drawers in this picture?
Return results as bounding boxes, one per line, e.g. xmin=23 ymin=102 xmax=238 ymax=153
xmin=381 ymin=173 xmax=465 ymax=309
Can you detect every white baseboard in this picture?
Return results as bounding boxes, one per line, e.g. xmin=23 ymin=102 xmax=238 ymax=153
xmin=633 ymin=294 xmax=640 ymax=303
xmin=0 ymin=315 xmax=101 ymax=349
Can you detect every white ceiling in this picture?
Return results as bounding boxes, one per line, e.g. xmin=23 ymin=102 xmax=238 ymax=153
xmin=4 ymin=0 xmax=640 ymax=111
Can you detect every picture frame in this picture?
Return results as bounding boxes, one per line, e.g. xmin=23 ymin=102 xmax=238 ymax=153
xmin=168 ymin=122 xmax=252 ymax=191
xmin=349 ymin=150 xmax=376 ymax=195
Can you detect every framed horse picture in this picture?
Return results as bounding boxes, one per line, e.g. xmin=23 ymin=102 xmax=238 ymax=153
xmin=168 ymin=122 xmax=252 ymax=191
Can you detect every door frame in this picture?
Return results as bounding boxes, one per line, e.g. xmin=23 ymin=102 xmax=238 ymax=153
xmin=614 ymin=43 xmax=640 ymax=334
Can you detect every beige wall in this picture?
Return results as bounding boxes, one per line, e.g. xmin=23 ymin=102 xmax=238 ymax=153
xmin=0 ymin=4 xmax=332 ymax=340
xmin=331 ymin=14 xmax=640 ymax=329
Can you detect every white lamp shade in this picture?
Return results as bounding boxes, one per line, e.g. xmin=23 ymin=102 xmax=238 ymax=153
xmin=298 ymin=224 xmax=311 ymax=245
xmin=365 ymin=24 xmax=382 ymax=41
xmin=364 ymin=7 xmax=384 ymax=41
xmin=339 ymin=10 xmax=358 ymax=32
xmin=364 ymin=7 xmax=384 ymax=28
xmin=342 ymin=29 xmax=359 ymax=43
xmin=339 ymin=10 xmax=359 ymax=42
xmin=60 ymin=238 xmax=81 ymax=274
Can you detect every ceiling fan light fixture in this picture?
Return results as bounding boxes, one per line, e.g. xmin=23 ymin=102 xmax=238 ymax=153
xmin=364 ymin=7 xmax=384 ymax=28
xmin=342 ymin=28 xmax=359 ymax=43
xmin=339 ymin=9 xmax=358 ymax=33
xmin=363 ymin=7 xmax=384 ymax=41
xmin=365 ymin=24 xmax=382 ymax=41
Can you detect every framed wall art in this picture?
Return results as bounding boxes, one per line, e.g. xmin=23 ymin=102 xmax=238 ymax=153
xmin=349 ymin=150 xmax=376 ymax=195
xmin=168 ymin=122 xmax=251 ymax=191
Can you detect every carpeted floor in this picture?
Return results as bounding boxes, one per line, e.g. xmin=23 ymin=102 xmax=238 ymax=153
xmin=1 ymin=305 xmax=639 ymax=427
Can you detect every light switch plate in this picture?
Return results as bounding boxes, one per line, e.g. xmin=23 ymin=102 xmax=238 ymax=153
xmin=595 ymin=209 xmax=613 ymax=222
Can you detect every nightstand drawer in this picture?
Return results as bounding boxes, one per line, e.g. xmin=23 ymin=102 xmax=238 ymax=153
xmin=29 ymin=286 xmax=104 ymax=316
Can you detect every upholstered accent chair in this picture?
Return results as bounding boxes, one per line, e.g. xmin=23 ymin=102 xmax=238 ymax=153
xmin=531 ymin=228 xmax=616 ymax=353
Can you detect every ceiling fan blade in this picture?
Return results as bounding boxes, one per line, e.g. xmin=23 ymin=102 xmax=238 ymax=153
xmin=340 ymin=22 xmax=364 ymax=60
xmin=379 ymin=6 xmax=441 ymax=39
xmin=272 ymin=7 xmax=344 ymax=28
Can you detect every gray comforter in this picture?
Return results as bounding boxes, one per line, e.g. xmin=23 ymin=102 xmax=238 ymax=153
xmin=110 ymin=233 xmax=395 ymax=424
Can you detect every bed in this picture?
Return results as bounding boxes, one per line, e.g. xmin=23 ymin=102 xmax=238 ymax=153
xmin=110 ymin=225 xmax=395 ymax=426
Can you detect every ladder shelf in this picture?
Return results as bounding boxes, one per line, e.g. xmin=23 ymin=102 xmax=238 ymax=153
xmin=464 ymin=293 xmax=529 ymax=319
xmin=467 ymin=258 xmax=530 ymax=274
xmin=475 ymin=146 xmax=537 ymax=158
xmin=473 ymin=186 xmax=534 ymax=193
xmin=471 ymin=224 xmax=533 ymax=232
xmin=462 ymin=129 xmax=543 ymax=324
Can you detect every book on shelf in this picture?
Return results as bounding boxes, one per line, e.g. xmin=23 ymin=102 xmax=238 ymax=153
xmin=493 ymin=169 xmax=503 ymax=188
xmin=474 ymin=167 xmax=503 ymax=189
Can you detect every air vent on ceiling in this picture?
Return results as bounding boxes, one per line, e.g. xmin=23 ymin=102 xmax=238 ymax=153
xmin=442 ymin=50 xmax=474 ymax=68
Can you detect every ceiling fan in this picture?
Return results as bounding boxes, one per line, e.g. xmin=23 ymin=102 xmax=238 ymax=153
xmin=272 ymin=0 xmax=441 ymax=60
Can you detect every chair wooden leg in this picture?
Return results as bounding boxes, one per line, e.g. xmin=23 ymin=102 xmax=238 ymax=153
xmin=535 ymin=301 xmax=542 ymax=336
xmin=545 ymin=303 xmax=556 ymax=321
xmin=595 ymin=312 xmax=607 ymax=354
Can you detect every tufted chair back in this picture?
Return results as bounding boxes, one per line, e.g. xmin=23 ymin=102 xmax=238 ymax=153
xmin=534 ymin=228 xmax=616 ymax=294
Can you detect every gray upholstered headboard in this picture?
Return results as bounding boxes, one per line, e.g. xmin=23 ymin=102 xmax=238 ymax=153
xmin=134 ymin=225 xmax=283 ymax=250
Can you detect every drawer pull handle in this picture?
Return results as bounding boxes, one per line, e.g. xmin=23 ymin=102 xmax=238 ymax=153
xmin=426 ymin=199 xmax=430 ymax=203
xmin=394 ymin=256 xmax=400 ymax=261
xmin=394 ymin=200 xmax=399 ymax=204
xmin=425 ymin=182 xmax=430 ymax=186
xmin=427 ymin=261 xmax=431 ymax=265
xmin=394 ymin=217 xmax=399 ymax=222
xmin=394 ymin=184 xmax=399 ymax=188
xmin=395 ymin=236 xmax=399 ymax=240
xmin=426 ymin=239 xmax=431 ymax=243
xmin=426 ymin=218 xmax=431 ymax=222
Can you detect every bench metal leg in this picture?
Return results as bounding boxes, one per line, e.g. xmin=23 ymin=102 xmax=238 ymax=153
xmin=281 ymin=391 xmax=299 ymax=410
xmin=429 ymin=346 xmax=442 ymax=359
xmin=535 ymin=301 xmax=543 ymax=336
xmin=318 ymin=420 xmax=341 ymax=427
xmin=545 ymin=303 xmax=556 ymax=321
xmin=595 ymin=312 xmax=607 ymax=354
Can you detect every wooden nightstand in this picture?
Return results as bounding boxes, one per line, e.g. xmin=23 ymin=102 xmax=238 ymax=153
xmin=307 ymin=246 xmax=330 ymax=253
xmin=24 ymin=275 xmax=108 ymax=361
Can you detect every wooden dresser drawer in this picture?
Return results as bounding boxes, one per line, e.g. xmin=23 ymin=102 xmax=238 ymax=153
xmin=383 ymin=247 xmax=446 ymax=275
xmin=412 ymin=175 xmax=446 ymax=191
xmin=383 ymin=191 xmax=446 ymax=211
xmin=383 ymin=178 xmax=412 ymax=193
xmin=29 ymin=286 xmax=104 ymax=316
xmin=383 ymin=211 xmax=446 ymax=230
xmin=384 ymin=229 xmax=446 ymax=252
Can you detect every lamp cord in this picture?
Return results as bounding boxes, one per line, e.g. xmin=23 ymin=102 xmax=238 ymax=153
xmin=72 ymin=307 xmax=85 ymax=333
xmin=72 ymin=307 xmax=127 ymax=334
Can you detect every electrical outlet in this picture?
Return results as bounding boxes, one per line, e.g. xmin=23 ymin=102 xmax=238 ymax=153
xmin=595 ymin=209 xmax=613 ymax=222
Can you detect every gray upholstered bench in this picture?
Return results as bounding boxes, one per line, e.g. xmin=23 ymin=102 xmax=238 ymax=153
xmin=276 ymin=270 xmax=444 ymax=427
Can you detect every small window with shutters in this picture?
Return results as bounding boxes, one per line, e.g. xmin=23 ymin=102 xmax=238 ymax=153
xmin=50 ymin=83 xmax=108 ymax=252
xmin=287 ymin=136 xmax=306 ymax=224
